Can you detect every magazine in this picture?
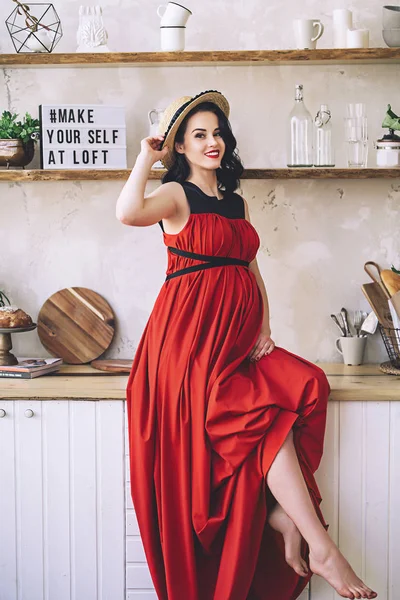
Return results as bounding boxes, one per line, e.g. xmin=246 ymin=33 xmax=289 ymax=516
xmin=0 ymin=357 xmax=63 ymax=373
xmin=0 ymin=365 xmax=61 ymax=379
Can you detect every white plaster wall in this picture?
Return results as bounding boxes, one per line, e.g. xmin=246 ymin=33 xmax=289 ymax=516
xmin=1 ymin=0 xmax=399 ymax=363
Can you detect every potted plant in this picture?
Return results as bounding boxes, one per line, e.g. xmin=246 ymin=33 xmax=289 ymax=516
xmin=0 ymin=110 xmax=40 ymax=168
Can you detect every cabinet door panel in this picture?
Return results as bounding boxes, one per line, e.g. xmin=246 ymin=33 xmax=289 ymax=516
xmin=0 ymin=400 xmax=17 ymax=600
xmin=16 ymin=400 xmax=44 ymax=600
xmin=96 ymin=400 xmax=125 ymax=600
xmin=70 ymin=400 xmax=98 ymax=599
xmin=44 ymin=400 xmax=71 ymax=600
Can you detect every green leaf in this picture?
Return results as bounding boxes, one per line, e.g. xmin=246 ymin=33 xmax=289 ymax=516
xmin=0 ymin=110 xmax=40 ymax=142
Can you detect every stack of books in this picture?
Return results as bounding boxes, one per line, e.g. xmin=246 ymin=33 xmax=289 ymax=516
xmin=0 ymin=358 xmax=63 ymax=379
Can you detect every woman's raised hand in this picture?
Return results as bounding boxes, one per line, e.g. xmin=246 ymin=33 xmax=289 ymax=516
xmin=139 ymin=135 xmax=170 ymax=165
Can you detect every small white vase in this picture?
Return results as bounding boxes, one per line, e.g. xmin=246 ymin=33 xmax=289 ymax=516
xmin=26 ymin=28 xmax=52 ymax=52
xmin=76 ymin=5 xmax=110 ymax=52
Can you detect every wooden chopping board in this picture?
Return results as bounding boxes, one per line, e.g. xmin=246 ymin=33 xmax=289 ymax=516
xmin=37 ymin=287 xmax=115 ymax=364
xmin=361 ymin=282 xmax=393 ymax=328
xmin=91 ymin=359 xmax=132 ymax=373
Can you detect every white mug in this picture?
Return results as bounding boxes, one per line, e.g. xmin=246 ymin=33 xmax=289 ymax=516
xmin=160 ymin=26 xmax=185 ymax=51
xmin=293 ymin=19 xmax=324 ymax=49
xmin=336 ymin=336 xmax=367 ymax=365
xmin=346 ymin=28 xmax=369 ymax=48
xmin=333 ymin=8 xmax=353 ymax=47
xmin=157 ymin=2 xmax=192 ymax=27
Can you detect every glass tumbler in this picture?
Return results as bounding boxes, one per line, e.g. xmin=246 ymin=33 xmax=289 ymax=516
xmin=344 ymin=116 xmax=368 ymax=167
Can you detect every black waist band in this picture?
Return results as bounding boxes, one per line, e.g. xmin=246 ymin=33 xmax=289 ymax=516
xmin=165 ymin=247 xmax=249 ymax=281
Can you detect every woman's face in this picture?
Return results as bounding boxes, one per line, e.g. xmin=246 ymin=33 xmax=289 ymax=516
xmin=175 ymin=110 xmax=226 ymax=171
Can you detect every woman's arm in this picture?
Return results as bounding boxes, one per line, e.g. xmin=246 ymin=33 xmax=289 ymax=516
xmin=243 ymin=197 xmax=271 ymax=337
xmin=116 ymin=135 xmax=178 ymax=226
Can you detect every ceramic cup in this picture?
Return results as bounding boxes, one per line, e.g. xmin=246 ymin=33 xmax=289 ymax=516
xmin=157 ymin=2 xmax=192 ymax=27
xmin=293 ymin=19 xmax=324 ymax=49
xmin=346 ymin=28 xmax=369 ymax=48
xmin=160 ymin=26 xmax=185 ymax=51
xmin=336 ymin=336 xmax=367 ymax=365
xmin=333 ymin=8 xmax=353 ymax=47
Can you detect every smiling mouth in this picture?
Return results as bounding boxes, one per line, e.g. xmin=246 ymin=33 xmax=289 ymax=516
xmin=205 ymin=151 xmax=220 ymax=158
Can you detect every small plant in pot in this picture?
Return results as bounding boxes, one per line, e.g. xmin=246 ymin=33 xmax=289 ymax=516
xmin=0 ymin=110 xmax=40 ymax=168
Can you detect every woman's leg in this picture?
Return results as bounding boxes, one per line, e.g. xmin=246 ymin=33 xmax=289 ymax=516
xmin=266 ymin=429 xmax=377 ymax=600
xmin=267 ymin=498 xmax=309 ymax=577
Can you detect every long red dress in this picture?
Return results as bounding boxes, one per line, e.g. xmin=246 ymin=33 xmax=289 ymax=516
xmin=126 ymin=181 xmax=330 ymax=600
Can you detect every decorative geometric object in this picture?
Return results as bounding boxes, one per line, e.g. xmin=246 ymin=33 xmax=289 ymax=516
xmin=5 ymin=3 xmax=62 ymax=53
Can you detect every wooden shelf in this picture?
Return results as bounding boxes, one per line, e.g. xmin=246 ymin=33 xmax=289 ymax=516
xmin=1 ymin=168 xmax=400 ymax=181
xmin=1 ymin=48 xmax=400 ymax=68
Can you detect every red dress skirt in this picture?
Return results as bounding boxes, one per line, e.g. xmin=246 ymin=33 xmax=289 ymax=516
xmin=126 ymin=182 xmax=330 ymax=600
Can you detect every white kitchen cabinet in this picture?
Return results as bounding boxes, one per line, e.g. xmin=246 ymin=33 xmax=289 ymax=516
xmin=0 ymin=399 xmax=125 ymax=600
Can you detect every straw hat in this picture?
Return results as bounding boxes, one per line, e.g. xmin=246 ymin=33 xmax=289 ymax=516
xmin=158 ymin=90 xmax=230 ymax=170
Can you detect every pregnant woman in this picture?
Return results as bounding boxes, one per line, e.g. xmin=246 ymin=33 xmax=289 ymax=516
xmin=117 ymin=90 xmax=377 ymax=600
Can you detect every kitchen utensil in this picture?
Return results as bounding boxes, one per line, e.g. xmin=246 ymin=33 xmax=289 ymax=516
xmin=380 ymin=269 xmax=400 ymax=295
xmin=344 ymin=116 xmax=368 ymax=167
xmin=360 ymin=310 xmax=378 ymax=335
xmin=361 ymin=282 xmax=393 ymax=327
xmin=378 ymin=324 xmax=400 ymax=366
xmin=148 ymin=108 xmax=165 ymax=168
xmin=353 ymin=309 xmax=363 ymax=336
xmin=364 ymin=261 xmax=391 ymax=298
xmin=37 ymin=287 xmax=115 ymax=364
xmin=332 ymin=8 xmax=352 ymax=47
xmin=330 ymin=313 xmax=346 ymax=336
xmin=336 ymin=335 xmax=367 ymax=365
xmin=0 ymin=324 xmax=37 ymax=366
xmin=375 ymin=135 xmax=400 ymax=167
xmin=382 ymin=28 xmax=400 ymax=47
xmin=340 ymin=307 xmax=352 ymax=336
xmin=389 ymin=301 xmax=400 ymax=328
xmin=335 ymin=312 xmax=348 ymax=336
xmin=389 ymin=290 xmax=400 ymax=328
xmin=91 ymin=359 xmax=132 ymax=373
xmin=383 ymin=5 xmax=400 ymax=29
xmin=157 ymin=2 xmax=192 ymax=26
xmin=346 ymin=28 xmax=369 ymax=48
xmin=160 ymin=26 xmax=185 ymax=51
xmin=293 ymin=19 xmax=324 ymax=49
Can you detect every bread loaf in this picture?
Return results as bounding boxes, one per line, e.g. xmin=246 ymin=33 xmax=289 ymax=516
xmin=0 ymin=306 xmax=33 ymax=328
xmin=381 ymin=270 xmax=400 ymax=296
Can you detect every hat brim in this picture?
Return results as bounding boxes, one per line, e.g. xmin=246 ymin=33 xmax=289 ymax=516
xmin=159 ymin=91 xmax=230 ymax=170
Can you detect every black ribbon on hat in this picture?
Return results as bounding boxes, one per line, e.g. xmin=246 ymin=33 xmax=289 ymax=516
xmin=163 ymin=90 xmax=224 ymax=138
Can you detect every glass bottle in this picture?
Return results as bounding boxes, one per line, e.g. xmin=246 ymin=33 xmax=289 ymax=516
xmin=286 ymin=84 xmax=313 ymax=167
xmin=314 ymin=104 xmax=335 ymax=166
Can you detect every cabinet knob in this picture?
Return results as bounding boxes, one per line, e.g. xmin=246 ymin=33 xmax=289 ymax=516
xmin=0 ymin=409 xmax=6 ymax=418
xmin=24 ymin=409 xmax=34 ymax=418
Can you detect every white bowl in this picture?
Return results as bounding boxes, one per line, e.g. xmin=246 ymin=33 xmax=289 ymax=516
xmin=383 ymin=5 xmax=400 ymax=29
xmin=382 ymin=28 xmax=400 ymax=46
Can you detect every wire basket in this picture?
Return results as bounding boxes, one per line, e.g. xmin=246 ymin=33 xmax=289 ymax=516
xmin=378 ymin=325 xmax=400 ymax=368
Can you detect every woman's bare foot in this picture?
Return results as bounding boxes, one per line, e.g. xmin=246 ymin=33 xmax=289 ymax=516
xmin=309 ymin=543 xmax=377 ymax=599
xmin=267 ymin=502 xmax=308 ymax=577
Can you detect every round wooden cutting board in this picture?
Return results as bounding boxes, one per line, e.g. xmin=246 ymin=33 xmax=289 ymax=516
xmin=37 ymin=287 xmax=115 ymax=364
xmin=91 ymin=359 xmax=132 ymax=373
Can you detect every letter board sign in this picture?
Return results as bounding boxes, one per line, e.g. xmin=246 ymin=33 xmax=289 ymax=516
xmin=39 ymin=104 xmax=127 ymax=169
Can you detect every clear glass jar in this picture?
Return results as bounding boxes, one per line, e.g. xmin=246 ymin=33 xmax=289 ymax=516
xmin=314 ymin=104 xmax=335 ymax=167
xmin=286 ymin=84 xmax=313 ymax=167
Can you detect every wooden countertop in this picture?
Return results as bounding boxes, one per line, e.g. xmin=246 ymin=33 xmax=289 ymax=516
xmin=0 ymin=363 xmax=399 ymax=401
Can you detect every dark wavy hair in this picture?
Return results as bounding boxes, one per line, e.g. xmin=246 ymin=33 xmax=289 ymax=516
xmin=161 ymin=101 xmax=244 ymax=194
